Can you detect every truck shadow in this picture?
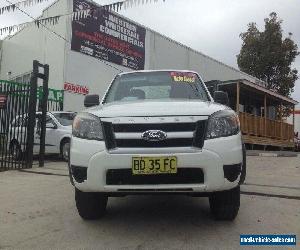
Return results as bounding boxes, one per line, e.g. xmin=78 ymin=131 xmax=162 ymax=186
xmin=82 ymin=195 xmax=237 ymax=231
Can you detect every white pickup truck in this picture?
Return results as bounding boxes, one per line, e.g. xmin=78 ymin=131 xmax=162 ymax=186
xmin=69 ymin=70 xmax=246 ymax=221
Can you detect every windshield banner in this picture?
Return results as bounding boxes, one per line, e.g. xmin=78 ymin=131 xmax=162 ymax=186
xmin=71 ymin=0 xmax=146 ymax=70
xmin=170 ymin=72 xmax=197 ymax=83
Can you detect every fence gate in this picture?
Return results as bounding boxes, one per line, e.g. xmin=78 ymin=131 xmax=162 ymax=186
xmin=0 ymin=60 xmax=60 ymax=171
xmin=0 ymin=79 xmax=35 ymax=170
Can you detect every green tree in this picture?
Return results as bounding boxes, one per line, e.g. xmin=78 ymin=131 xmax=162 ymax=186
xmin=237 ymin=12 xmax=299 ymax=97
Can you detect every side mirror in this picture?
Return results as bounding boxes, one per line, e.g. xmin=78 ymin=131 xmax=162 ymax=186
xmin=84 ymin=94 xmax=100 ymax=107
xmin=214 ymin=91 xmax=229 ymax=106
xmin=46 ymin=123 xmax=57 ymax=129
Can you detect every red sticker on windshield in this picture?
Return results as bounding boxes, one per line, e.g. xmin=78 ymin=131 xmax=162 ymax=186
xmin=170 ymin=72 xmax=196 ymax=83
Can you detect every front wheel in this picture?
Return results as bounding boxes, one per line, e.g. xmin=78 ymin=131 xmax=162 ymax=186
xmin=75 ymin=188 xmax=108 ymax=220
xmin=61 ymin=139 xmax=70 ymax=162
xmin=209 ymin=186 xmax=240 ymax=221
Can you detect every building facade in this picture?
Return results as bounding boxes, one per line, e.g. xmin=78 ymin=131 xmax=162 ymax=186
xmin=0 ymin=0 xmax=264 ymax=112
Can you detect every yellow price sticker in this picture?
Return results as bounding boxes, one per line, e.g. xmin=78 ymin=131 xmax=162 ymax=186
xmin=170 ymin=72 xmax=196 ymax=83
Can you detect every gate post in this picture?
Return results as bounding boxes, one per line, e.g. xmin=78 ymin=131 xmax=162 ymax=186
xmin=39 ymin=64 xmax=49 ymax=167
xmin=26 ymin=60 xmax=39 ymax=168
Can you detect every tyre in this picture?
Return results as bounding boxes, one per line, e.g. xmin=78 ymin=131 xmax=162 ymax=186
xmin=209 ymin=186 xmax=240 ymax=221
xmin=9 ymin=141 xmax=22 ymax=160
xmin=61 ymin=139 xmax=70 ymax=162
xmin=75 ymin=188 xmax=108 ymax=220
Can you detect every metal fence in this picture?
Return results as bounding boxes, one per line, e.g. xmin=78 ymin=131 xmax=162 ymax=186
xmin=0 ymin=80 xmax=32 ymax=170
xmin=0 ymin=78 xmax=64 ymax=171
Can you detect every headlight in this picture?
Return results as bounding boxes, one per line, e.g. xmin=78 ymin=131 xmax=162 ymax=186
xmin=206 ymin=110 xmax=240 ymax=139
xmin=72 ymin=113 xmax=103 ymax=140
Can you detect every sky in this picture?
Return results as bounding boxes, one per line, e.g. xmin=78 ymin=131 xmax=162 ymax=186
xmin=1 ymin=0 xmax=300 ymax=103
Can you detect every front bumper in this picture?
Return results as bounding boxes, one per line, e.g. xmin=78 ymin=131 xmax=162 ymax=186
xmin=70 ymin=133 xmax=243 ymax=193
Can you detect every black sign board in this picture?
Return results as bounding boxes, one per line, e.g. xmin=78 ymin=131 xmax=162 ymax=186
xmin=71 ymin=0 xmax=146 ymax=70
xmin=0 ymin=94 xmax=7 ymax=109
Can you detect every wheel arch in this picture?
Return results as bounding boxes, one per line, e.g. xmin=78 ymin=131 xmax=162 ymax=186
xmin=60 ymin=136 xmax=71 ymax=153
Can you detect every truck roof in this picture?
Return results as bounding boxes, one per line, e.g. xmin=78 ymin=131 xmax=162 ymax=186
xmin=118 ymin=69 xmax=199 ymax=76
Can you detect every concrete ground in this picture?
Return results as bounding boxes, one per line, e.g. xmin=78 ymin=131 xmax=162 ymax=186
xmin=0 ymin=156 xmax=299 ymax=250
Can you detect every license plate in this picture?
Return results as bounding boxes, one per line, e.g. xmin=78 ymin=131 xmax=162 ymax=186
xmin=132 ymin=156 xmax=177 ymax=175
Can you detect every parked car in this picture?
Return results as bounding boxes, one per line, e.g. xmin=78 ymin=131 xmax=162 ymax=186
xmin=9 ymin=111 xmax=76 ymax=161
xmin=69 ymin=70 xmax=246 ymax=221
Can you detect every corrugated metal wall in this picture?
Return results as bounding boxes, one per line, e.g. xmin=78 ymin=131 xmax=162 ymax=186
xmin=148 ymin=32 xmax=256 ymax=83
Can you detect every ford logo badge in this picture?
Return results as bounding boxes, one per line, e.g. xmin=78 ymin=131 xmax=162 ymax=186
xmin=141 ymin=130 xmax=167 ymax=141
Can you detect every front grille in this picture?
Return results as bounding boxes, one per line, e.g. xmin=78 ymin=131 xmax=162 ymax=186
xmin=115 ymin=138 xmax=193 ymax=148
xmin=102 ymin=119 xmax=207 ymax=150
xmin=106 ymin=168 xmax=204 ymax=185
xmin=102 ymin=122 xmax=116 ymax=149
xmin=113 ymin=123 xmax=196 ymax=132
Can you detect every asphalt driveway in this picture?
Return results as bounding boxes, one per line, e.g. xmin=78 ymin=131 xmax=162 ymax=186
xmin=0 ymin=156 xmax=299 ymax=249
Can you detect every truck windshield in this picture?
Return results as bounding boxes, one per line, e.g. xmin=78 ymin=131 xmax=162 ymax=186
xmin=104 ymin=71 xmax=209 ymax=103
